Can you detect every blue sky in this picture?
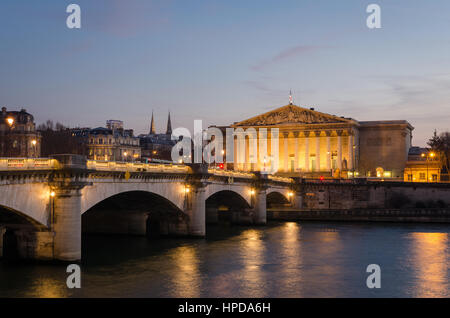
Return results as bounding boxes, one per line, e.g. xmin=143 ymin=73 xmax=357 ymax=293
xmin=1 ymin=0 xmax=450 ymax=146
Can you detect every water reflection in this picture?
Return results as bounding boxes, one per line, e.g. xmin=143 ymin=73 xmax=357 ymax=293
xmin=168 ymin=245 xmax=201 ymax=298
xmin=278 ymin=222 xmax=302 ymax=297
xmin=25 ymin=277 xmax=69 ymax=298
xmin=2 ymin=222 xmax=450 ymax=297
xmin=238 ymin=229 xmax=266 ymax=297
xmin=409 ymin=232 xmax=449 ymax=297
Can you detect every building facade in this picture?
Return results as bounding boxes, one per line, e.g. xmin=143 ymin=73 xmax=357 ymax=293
xmin=139 ymin=112 xmax=176 ymax=162
xmin=87 ymin=121 xmax=141 ymax=161
xmin=227 ymin=103 xmax=414 ymax=179
xmin=0 ymin=107 xmax=41 ymax=158
xmin=403 ymin=147 xmax=441 ymax=182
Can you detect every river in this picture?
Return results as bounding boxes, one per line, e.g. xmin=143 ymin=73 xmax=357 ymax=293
xmin=1 ymin=221 xmax=450 ymax=297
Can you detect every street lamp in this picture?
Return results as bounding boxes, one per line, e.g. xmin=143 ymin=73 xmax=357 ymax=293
xmin=421 ymin=151 xmax=436 ymax=182
xmin=123 ymin=151 xmax=128 ymax=162
xmin=31 ymin=139 xmax=37 ymax=158
xmin=6 ymin=117 xmax=14 ymax=126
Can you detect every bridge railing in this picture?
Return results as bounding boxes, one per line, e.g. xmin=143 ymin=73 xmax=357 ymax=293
xmin=86 ymin=160 xmax=190 ymax=173
xmin=0 ymin=158 xmax=57 ymax=170
xmin=208 ymin=168 xmax=255 ymax=179
xmin=268 ymin=175 xmax=294 ymax=183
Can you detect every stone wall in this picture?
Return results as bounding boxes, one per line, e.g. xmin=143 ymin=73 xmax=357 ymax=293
xmin=302 ymin=181 xmax=450 ymax=210
xmin=268 ymin=208 xmax=450 ymax=223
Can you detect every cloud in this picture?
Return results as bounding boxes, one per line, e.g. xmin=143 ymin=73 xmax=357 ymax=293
xmin=250 ymin=45 xmax=329 ymax=71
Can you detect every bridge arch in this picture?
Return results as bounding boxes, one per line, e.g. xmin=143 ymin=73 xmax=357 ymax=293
xmin=82 ymin=190 xmax=188 ymax=237
xmin=205 ymin=183 xmax=252 ymax=207
xmin=81 ymin=181 xmax=186 ymax=214
xmin=0 ymin=183 xmax=52 ymax=226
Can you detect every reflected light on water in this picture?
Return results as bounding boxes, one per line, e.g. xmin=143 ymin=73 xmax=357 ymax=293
xmin=239 ymin=229 xmax=265 ymax=297
xmin=169 ymin=245 xmax=201 ymax=298
xmin=410 ymin=232 xmax=449 ymax=297
xmin=27 ymin=277 xmax=68 ymax=298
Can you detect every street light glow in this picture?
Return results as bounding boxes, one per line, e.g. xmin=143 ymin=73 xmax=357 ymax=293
xmin=6 ymin=117 xmax=14 ymax=126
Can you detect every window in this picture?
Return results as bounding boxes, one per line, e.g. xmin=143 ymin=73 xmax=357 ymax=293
xmin=432 ymin=174 xmax=438 ymax=182
xmin=419 ymin=173 xmax=426 ymax=180
xmin=407 ymin=174 xmax=413 ymax=181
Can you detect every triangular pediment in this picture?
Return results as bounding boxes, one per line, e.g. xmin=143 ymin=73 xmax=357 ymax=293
xmin=233 ymin=104 xmax=353 ymax=127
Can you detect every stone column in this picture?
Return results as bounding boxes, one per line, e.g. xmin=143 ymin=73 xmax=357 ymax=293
xmin=304 ymin=133 xmax=310 ymax=172
xmin=233 ymin=137 xmax=238 ymax=171
xmin=337 ymin=133 xmax=342 ymax=170
xmin=348 ymin=134 xmax=354 ymax=170
xmin=283 ymin=132 xmax=289 ymax=172
xmin=52 ymin=187 xmax=82 ymax=261
xmin=315 ymin=132 xmax=321 ymax=172
xmin=294 ymin=131 xmax=299 ymax=171
xmin=326 ymin=133 xmax=331 ymax=171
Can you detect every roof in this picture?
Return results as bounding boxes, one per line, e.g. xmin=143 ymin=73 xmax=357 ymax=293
xmin=232 ymin=104 xmax=355 ymax=127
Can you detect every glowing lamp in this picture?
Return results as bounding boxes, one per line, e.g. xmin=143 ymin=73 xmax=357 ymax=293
xmin=6 ymin=117 xmax=14 ymax=126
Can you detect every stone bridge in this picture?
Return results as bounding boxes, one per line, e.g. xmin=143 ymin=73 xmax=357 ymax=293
xmin=0 ymin=156 xmax=299 ymax=261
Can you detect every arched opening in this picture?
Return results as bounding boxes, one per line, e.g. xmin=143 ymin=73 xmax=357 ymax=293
xmin=267 ymin=192 xmax=290 ymax=209
xmin=205 ymin=190 xmax=251 ymax=226
xmin=0 ymin=206 xmax=46 ymax=260
xmin=82 ymin=191 xmax=187 ymax=238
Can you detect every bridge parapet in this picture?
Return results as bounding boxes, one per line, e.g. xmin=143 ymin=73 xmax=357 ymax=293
xmin=87 ymin=160 xmax=190 ymax=174
xmin=0 ymin=158 xmax=57 ymax=171
xmin=208 ymin=168 xmax=255 ymax=179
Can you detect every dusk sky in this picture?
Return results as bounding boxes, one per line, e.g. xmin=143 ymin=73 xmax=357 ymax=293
xmin=1 ymin=0 xmax=450 ymax=146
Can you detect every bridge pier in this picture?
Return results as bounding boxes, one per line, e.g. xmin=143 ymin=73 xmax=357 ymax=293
xmin=52 ymin=187 xmax=83 ymax=261
xmin=292 ymin=192 xmax=303 ymax=209
xmin=185 ymin=185 xmax=206 ymax=237
xmin=253 ymin=188 xmax=267 ymax=225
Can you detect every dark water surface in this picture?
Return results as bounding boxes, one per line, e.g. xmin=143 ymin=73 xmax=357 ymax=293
xmin=1 ymin=221 xmax=450 ymax=297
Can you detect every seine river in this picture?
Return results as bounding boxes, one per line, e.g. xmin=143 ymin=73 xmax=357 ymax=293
xmin=1 ymin=221 xmax=450 ymax=298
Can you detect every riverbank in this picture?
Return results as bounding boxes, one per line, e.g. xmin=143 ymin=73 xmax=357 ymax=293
xmin=268 ymin=208 xmax=450 ymax=223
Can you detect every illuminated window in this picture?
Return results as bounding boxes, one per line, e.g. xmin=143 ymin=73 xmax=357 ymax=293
xmin=419 ymin=173 xmax=426 ymax=180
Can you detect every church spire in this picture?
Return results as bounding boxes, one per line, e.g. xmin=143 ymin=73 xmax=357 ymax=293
xmin=166 ymin=111 xmax=172 ymax=135
xmin=150 ymin=111 xmax=156 ymax=135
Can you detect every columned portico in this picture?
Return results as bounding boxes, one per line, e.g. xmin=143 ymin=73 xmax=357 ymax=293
xmin=283 ymin=132 xmax=289 ymax=172
xmin=315 ymin=132 xmax=321 ymax=172
xmin=326 ymin=133 xmax=331 ymax=171
xmin=304 ymin=133 xmax=310 ymax=172
xmin=294 ymin=131 xmax=299 ymax=171
xmin=337 ymin=133 xmax=343 ymax=170
xmin=229 ymin=104 xmax=363 ymax=177
xmin=348 ymin=133 xmax=354 ymax=171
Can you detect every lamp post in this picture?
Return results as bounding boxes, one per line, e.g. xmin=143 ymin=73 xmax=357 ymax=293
xmin=31 ymin=139 xmax=37 ymax=158
xmin=422 ymin=151 xmax=436 ymax=183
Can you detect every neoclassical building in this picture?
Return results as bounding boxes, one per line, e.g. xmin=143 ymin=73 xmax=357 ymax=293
xmin=228 ymin=103 xmax=413 ymax=179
